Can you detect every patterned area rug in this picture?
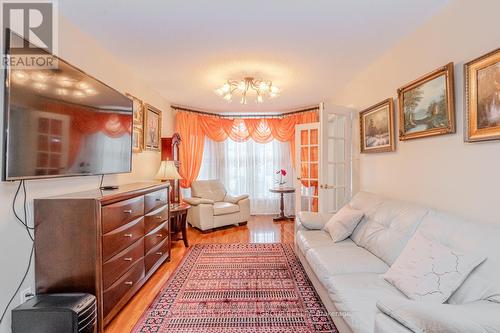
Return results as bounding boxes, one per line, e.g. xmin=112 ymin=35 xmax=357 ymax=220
xmin=133 ymin=243 xmax=337 ymax=333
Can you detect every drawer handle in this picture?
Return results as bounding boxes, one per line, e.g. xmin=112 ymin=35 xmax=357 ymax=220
xmin=155 ymin=215 xmax=163 ymax=219
xmin=123 ymin=209 xmax=133 ymax=214
xmin=156 ymin=252 xmax=163 ymax=256
xmin=124 ymin=233 xmax=133 ymax=238
xmin=124 ymin=281 xmax=133 ymax=286
xmin=124 ymin=257 xmax=133 ymax=261
xmin=156 ymin=234 xmax=163 ymax=237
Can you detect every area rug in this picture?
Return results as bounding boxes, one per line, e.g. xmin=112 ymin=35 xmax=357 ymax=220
xmin=133 ymin=243 xmax=336 ymax=333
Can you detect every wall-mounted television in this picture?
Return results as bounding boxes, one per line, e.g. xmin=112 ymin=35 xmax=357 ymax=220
xmin=2 ymin=33 xmax=133 ymax=181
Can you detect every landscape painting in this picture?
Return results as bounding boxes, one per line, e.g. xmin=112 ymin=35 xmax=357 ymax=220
xmin=398 ymin=63 xmax=455 ymax=140
xmin=465 ymin=48 xmax=500 ymax=142
xmin=360 ymin=98 xmax=395 ymax=153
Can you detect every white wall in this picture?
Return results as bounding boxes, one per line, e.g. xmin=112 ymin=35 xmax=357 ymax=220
xmin=332 ymin=0 xmax=500 ymax=225
xmin=0 ymin=17 xmax=173 ymax=332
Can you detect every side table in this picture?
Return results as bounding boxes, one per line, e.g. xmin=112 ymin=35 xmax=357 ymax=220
xmin=170 ymin=203 xmax=191 ymax=247
xmin=269 ymin=187 xmax=295 ymax=222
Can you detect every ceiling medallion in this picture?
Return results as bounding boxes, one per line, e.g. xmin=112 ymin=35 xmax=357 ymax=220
xmin=215 ymin=77 xmax=280 ymax=104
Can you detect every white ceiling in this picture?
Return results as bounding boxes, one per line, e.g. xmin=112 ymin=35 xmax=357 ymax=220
xmin=60 ymin=0 xmax=449 ymax=113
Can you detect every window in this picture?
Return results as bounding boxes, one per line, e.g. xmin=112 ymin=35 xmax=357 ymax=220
xmin=198 ymin=138 xmax=295 ymax=215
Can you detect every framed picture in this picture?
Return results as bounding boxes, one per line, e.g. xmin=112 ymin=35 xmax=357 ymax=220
xmin=464 ymin=48 xmax=500 ymax=142
xmin=126 ymin=93 xmax=145 ymax=153
xmin=359 ymin=98 xmax=395 ymax=153
xmin=132 ymin=125 xmax=144 ymax=153
xmin=398 ymin=63 xmax=455 ymax=140
xmin=144 ymin=104 xmax=162 ymax=151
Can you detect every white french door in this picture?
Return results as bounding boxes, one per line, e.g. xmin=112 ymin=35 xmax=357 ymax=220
xmin=295 ymin=103 xmax=352 ymax=214
xmin=295 ymin=122 xmax=320 ymax=213
xmin=319 ymin=103 xmax=352 ymax=214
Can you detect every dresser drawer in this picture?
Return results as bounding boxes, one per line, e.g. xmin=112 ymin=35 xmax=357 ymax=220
xmin=144 ymin=189 xmax=168 ymax=214
xmin=144 ymin=205 xmax=169 ymax=234
xmin=144 ymin=222 xmax=169 ymax=253
xmin=145 ymin=238 xmax=169 ymax=274
xmin=102 ymin=238 xmax=144 ymax=290
xmin=102 ymin=197 xmax=144 ymax=234
xmin=102 ymin=217 xmax=144 ymax=262
xmin=103 ymin=258 xmax=144 ymax=317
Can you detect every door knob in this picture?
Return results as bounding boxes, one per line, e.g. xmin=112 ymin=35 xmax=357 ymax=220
xmin=320 ymin=184 xmax=324 ymax=189
xmin=296 ymin=177 xmax=301 ymax=180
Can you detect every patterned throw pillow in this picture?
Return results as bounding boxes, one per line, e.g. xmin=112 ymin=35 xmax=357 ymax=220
xmin=323 ymin=205 xmax=364 ymax=242
xmin=384 ymin=232 xmax=486 ymax=303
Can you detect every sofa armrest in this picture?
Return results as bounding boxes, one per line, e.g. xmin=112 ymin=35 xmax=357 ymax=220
xmin=376 ymin=297 xmax=500 ymax=333
xmin=224 ymin=194 xmax=249 ymax=204
xmin=297 ymin=211 xmax=333 ymax=230
xmin=183 ymin=197 xmax=215 ymax=206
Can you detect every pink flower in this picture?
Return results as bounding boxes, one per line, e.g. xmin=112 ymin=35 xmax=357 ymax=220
xmin=281 ymin=169 xmax=287 ymax=176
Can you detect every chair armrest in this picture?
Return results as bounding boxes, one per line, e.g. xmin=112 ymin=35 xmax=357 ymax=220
xmin=297 ymin=211 xmax=333 ymax=230
xmin=224 ymin=194 xmax=249 ymax=204
xmin=377 ymin=297 xmax=500 ymax=333
xmin=183 ymin=197 xmax=215 ymax=206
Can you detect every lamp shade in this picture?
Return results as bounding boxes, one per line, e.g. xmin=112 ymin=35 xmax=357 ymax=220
xmin=156 ymin=160 xmax=182 ymax=181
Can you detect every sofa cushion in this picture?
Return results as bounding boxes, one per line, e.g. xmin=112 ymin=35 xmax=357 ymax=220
xmin=349 ymin=192 xmax=431 ymax=265
xmin=324 ymin=205 xmax=364 ymax=242
xmin=374 ymin=312 xmax=413 ymax=333
xmin=417 ymin=211 xmax=500 ymax=304
xmin=298 ymin=211 xmax=332 ymax=230
xmin=213 ymin=202 xmax=239 ymax=216
xmin=305 ymin=245 xmax=389 ymax=284
xmin=377 ymin=297 xmax=500 ymax=333
xmin=191 ymin=180 xmax=227 ymax=202
xmin=296 ymin=229 xmax=354 ymax=255
xmin=383 ymin=232 xmax=485 ymax=303
xmin=325 ymin=273 xmax=406 ymax=333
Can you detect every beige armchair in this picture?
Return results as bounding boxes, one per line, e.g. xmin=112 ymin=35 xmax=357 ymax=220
xmin=183 ymin=180 xmax=250 ymax=232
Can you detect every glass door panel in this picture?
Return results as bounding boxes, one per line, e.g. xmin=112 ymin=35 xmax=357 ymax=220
xmin=319 ymin=103 xmax=352 ymax=214
xmin=295 ymin=122 xmax=320 ymax=213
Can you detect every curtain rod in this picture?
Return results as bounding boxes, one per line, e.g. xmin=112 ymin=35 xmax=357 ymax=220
xmin=170 ymin=105 xmax=319 ymax=118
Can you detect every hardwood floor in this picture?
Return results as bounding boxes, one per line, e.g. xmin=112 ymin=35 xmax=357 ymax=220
xmin=104 ymin=215 xmax=295 ymax=333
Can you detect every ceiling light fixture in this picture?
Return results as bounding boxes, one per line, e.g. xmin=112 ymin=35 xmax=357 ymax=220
xmin=215 ymin=77 xmax=280 ymax=104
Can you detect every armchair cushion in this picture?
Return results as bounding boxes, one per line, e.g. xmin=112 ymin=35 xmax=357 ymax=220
xmin=377 ymin=296 xmax=500 ymax=333
xmin=224 ymin=194 xmax=249 ymax=204
xmin=213 ymin=202 xmax=239 ymax=216
xmin=191 ymin=180 xmax=227 ymax=201
xmin=183 ymin=197 xmax=214 ymax=206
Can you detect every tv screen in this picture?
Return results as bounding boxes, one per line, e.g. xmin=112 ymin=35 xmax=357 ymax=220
xmin=2 ymin=40 xmax=133 ymax=181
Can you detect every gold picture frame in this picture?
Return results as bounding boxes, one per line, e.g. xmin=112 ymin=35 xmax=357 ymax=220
xmin=464 ymin=48 xmax=500 ymax=142
xmin=126 ymin=93 xmax=145 ymax=153
xmin=359 ymin=98 xmax=395 ymax=153
xmin=144 ymin=104 xmax=162 ymax=151
xmin=398 ymin=63 xmax=455 ymax=140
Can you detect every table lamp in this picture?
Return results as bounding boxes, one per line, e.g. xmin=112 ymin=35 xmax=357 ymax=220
xmin=156 ymin=160 xmax=182 ymax=203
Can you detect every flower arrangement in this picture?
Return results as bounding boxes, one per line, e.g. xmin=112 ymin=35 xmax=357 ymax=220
xmin=275 ymin=169 xmax=287 ymax=186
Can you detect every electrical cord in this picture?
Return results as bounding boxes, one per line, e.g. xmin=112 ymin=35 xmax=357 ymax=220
xmin=0 ymin=180 xmax=35 ymax=324
xmin=0 ymin=243 xmax=34 ymax=324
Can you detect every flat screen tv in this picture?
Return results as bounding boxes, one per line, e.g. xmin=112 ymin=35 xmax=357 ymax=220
xmin=2 ymin=35 xmax=133 ymax=181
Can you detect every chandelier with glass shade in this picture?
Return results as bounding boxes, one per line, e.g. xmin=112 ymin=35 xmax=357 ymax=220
xmin=215 ymin=77 xmax=280 ymax=104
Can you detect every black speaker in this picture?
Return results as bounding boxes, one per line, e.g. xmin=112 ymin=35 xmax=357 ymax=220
xmin=12 ymin=293 xmax=96 ymax=333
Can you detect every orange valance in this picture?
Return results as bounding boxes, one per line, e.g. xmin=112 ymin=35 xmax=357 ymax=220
xmin=175 ymin=110 xmax=318 ymax=188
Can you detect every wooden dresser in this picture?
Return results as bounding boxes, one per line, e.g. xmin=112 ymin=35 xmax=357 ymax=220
xmin=34 ymin=182 xmax=170 ymax=332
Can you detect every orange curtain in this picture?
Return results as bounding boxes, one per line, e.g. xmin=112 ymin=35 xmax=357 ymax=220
xmin=175 ymin=112 xmax=205 ymax=188
xmin=175 ymin=110 xmax=318 ymax=188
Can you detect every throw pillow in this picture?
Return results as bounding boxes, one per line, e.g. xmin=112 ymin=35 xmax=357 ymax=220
xmin=323 ymin=205 xmax=364 ymax=242
xmin=384 ymin=232 xmax=486 ymax=303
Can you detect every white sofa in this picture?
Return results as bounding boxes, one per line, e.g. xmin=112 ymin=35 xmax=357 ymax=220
xmin=184 ymin=180 xmax=250 ymax=232
xmin=295 ymin=192 xmax=500 ymax=333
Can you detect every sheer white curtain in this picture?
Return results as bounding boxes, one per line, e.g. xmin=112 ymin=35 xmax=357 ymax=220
xmin=198 ymin=138 xmax=295 ymax=215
